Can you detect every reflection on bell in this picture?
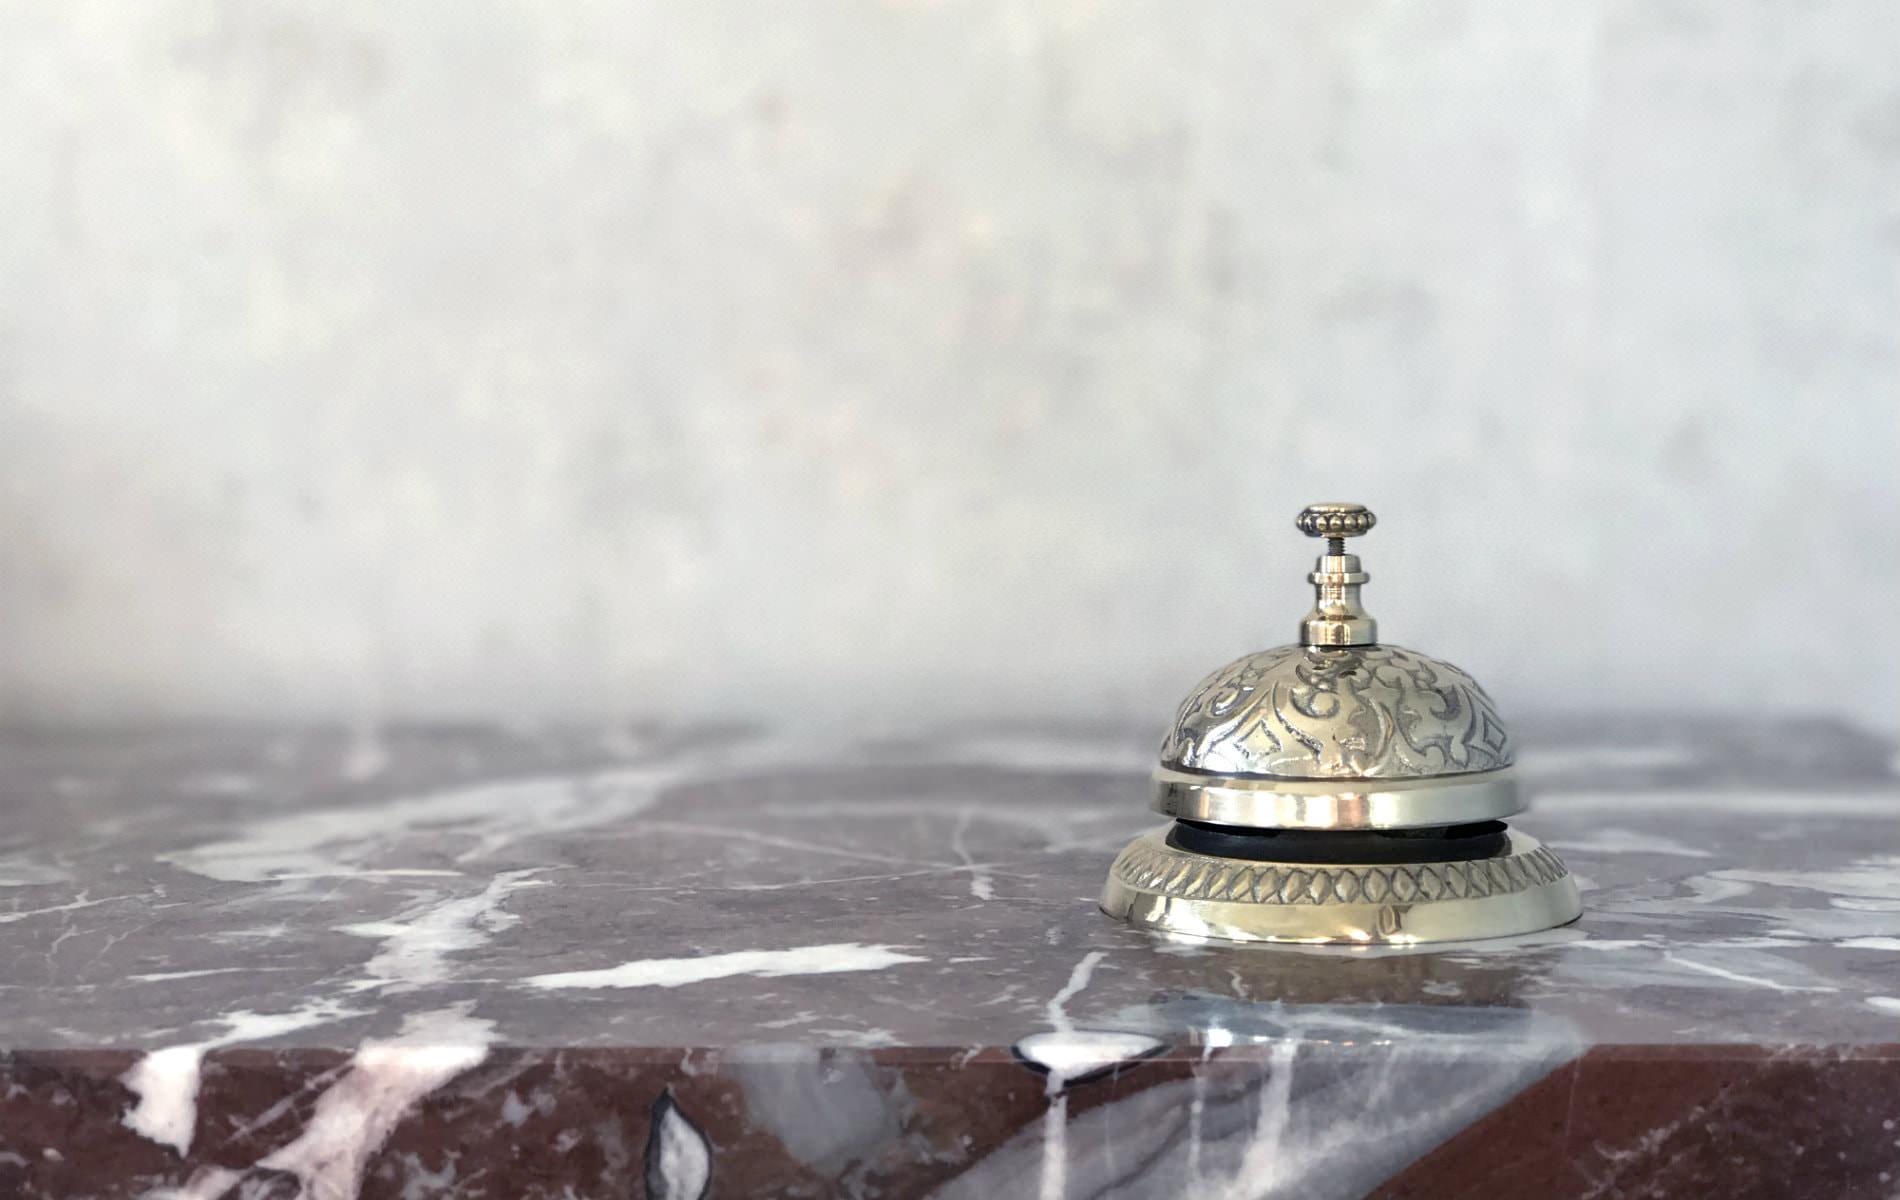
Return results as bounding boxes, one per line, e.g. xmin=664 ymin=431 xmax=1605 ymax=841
xmin=1101 ymin=503 xmax=1583 ymax=946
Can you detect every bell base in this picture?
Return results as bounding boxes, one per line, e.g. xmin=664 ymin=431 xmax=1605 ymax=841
xmin=1100 ymin=826 xmax=1581 ymax=946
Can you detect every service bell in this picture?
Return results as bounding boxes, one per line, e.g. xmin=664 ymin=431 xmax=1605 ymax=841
xmin=1101 ymin=503 xmax=1582 ymax=945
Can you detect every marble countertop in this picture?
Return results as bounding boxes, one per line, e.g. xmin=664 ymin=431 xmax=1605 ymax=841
xmin=2 ymin=718 xmax=1897 ymax=1199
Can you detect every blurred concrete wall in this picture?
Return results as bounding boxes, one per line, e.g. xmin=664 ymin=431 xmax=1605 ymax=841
xmin=1 ymin=1 xmax=1895 ymax=729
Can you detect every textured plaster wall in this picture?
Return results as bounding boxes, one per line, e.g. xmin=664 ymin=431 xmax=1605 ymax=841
xmin=0 ymin=1 xmax=1896 ymax=728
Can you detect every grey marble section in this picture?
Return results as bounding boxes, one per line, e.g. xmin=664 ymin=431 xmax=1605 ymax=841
xmin=0 ymin=718 xmax=1897 ymax=1058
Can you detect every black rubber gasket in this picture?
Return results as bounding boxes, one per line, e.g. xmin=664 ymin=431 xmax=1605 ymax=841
xmin=1165 ymin=819 xmax=1509 ymax=864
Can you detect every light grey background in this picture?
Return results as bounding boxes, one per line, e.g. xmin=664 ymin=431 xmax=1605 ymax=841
xmin=1 ymin=1 xmax=1896 ymax=730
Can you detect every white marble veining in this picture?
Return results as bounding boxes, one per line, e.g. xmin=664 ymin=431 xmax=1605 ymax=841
xmin=947 ymin=1006 xmax=1582 ymax=1200
xmin=158 ymin=768 xmax=682 ymax=883
xmin=338 ymin=868 xmax=546 ymax=993
xmin=645 ymin=1092 xmax=713 ymax=1200
xmin=255 ymin=1006 xmax=495 ymax=1200
xmin=525 ymin=944 xmax=929 ymax=991
xmin=121 ymin=1000 xmax=362 ymax=1155
xmin=1012 ymin=1031 xmax=1166 ymax=1090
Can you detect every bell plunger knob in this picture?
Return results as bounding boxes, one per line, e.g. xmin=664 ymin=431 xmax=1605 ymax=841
xmin=1296 ymin=503 xmax=1378 ymax=647
xmin=1296 ymin=502 xmax=1377 ymax=554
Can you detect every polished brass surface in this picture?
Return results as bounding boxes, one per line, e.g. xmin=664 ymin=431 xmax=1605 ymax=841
xmin=1100 ymin=828 xmax=1582 ymax=945
xmin=1158 ymin=644 xmax=1514 ymax=781
xmin=1103 ymin=500 xmax=1581 ymax=945
xmin=1298 ymin=502 xmax=1378 ymax=646
xmin=1152 ymin=766 xmax=1522 ymax=830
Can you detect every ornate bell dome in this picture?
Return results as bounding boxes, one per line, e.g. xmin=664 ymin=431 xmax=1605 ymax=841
xmin=1101 ymin=503 xmax=1580 ymax=946
xmin=1158 ymin=644 xmax=1514 ymax=781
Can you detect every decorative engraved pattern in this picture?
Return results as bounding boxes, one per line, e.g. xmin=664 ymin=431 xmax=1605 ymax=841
xmin=1110 ymin=838 xmax=1571 ymax=906
xmin=1159 ymin=644 xmax=1513 ymax=779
